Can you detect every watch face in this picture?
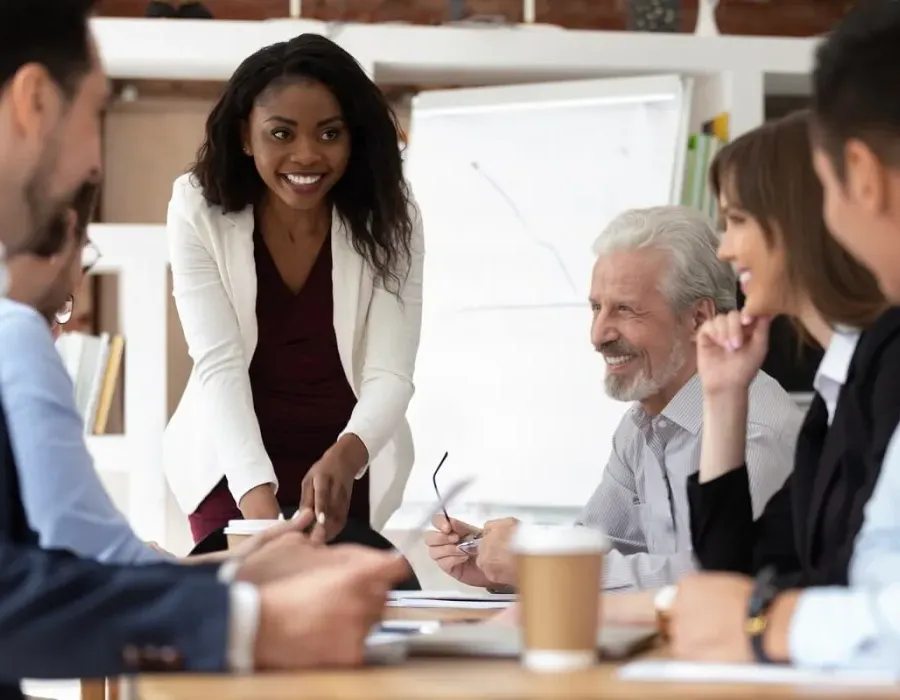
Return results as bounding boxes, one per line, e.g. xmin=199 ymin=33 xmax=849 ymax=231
xmin=654 ymin=585 xmax=677 ymax=612
xmin=745 ymin=615 xmax=768 ymax=636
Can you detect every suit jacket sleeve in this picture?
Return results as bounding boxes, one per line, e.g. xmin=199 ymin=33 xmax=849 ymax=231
xmin=0 ymin=544 xmax=229 ymax=680
xmin=339 ymin=193 xmax=424 ymax=469
xmin=167 ymin=176 xmax=278 ymax=506
xmin=828 ymin=332 xmax=900 ymax=588
xmin=687 ymin=466 xmax=799 ymax=576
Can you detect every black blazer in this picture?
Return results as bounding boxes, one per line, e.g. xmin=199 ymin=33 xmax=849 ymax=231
xmin=687 ymin=307 xmax=900 ymax=588
xmin=0 ymin=398 xmax=230 ymax=699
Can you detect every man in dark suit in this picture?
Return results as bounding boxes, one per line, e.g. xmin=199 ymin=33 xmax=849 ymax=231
xmin=0 ymin=2 xmax=409 ymax=697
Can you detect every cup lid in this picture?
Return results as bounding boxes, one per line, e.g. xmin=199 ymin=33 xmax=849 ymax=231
xmin=223 ymin=519 xmax=281 ymax=535
xmin=511 ymin=524 xmax=609 ymax=555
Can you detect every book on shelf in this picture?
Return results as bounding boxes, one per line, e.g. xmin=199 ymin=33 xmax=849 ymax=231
xmin=55 ymin=331 xmax=125 ymax=435
xmin=680 ymin=113 xmax=729 ymax=221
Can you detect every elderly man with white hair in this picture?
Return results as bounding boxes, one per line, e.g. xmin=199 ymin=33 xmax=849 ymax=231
xmin=426 ymin=205 xmax=802 ymax=604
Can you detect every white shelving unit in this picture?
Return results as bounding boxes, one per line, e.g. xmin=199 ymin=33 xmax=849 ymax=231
xmin=85 ymin=224 xmax=168 ymax=543
xmin=87 ymin=19 xmax=821 ymax=540
xmin=93 ymin=16 xmax=816 ymax=139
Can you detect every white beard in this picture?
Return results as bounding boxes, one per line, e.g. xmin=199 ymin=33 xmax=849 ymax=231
xmin=605 ymin=335 xmax=687 ymax=403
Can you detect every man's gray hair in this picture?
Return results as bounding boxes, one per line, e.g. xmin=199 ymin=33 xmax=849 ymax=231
xmin=592 ymin=205 xmax=737 ymax=314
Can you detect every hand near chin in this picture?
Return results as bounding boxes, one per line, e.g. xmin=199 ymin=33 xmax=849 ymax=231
xmin=697 ymin=311 xmax=771 ymax=395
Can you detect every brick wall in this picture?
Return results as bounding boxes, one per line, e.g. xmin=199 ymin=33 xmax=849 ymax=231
xmin=97 ymin=0 xmax=854 ymax=36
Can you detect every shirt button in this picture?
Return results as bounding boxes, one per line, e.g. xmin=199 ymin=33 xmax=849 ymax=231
xmin=658 ymin=419 xmax=667 ymax=428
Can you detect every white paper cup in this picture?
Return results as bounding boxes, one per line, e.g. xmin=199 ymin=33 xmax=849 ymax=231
xmin=223 ymin=519 xmax=281 ymax=549
xmin=511 ymin=524 xmax=609 ymax=672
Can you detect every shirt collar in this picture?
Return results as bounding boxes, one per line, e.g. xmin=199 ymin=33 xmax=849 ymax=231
xmin=814 ymin=327 xmax=860 ymax=393
xmin=629 ymin=373 xmax=703 ymax=435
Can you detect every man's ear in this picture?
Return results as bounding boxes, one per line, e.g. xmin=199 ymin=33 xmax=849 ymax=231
xmin=6 ymin=64 xmax=61 ymax=141
xmin=845 ymin=138 xmax=889 ymax=217
xmin=690 ymin=298 xmax=716 ymax=337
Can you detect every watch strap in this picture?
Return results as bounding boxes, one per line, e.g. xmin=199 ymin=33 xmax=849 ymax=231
xmin=746 ymin=565 xmax=779 ymax=664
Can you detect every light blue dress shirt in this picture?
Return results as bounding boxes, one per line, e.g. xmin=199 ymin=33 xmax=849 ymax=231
xmin=787 ymin=426 xmax=900 ymax=672
xmin=0 ymin=298 xmax=163 ymax=564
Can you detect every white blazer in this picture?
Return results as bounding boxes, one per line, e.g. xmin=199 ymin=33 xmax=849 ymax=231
xmin=163 ymin=174 xmax=424 ymax=530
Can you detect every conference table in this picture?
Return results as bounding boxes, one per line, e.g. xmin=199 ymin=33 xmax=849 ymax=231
xmin=133 ymin=606 xmax=900 ymax=700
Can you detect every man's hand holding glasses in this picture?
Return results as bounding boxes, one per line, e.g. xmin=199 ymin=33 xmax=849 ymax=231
xmin=424 ymin=451 xmax=518 ymax=590
xmin=425 ymin=512 xmax=492 ymax=589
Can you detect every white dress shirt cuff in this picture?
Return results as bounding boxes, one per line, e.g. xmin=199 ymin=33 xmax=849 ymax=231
xmin=226 ymin=583 xmax=260 ymax=673
xmin=218 ymin=561 xmax=260 ymax=673
xmin=789 ymin=587 xmax=880 ymax=669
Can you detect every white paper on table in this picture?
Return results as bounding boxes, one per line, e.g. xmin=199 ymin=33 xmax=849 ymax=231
xmin=388 ymin=589 xmax=517 ymax=602
xmin=386 ymin=598 xmax=510 ymax=610
xmin=619 ymin=661 xmax=899 ymax=687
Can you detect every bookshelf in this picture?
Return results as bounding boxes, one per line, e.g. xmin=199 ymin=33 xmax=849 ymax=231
xmin=83 ymin=224 xmax=169 ymax=543
xmin=92 ymin=17 xmax=814 ymax=139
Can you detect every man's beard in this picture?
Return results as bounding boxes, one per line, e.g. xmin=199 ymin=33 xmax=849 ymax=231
xmin=8 ymin=135 xmax=85 ymax=316
xmin=12 ymin=131 xmax=78 ymax=258
xmin=603 ymin=336 xmax=687 ymax=403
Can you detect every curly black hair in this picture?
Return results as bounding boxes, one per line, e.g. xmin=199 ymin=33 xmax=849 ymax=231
xmin=191 ymin=33 xmax=412 ymax=293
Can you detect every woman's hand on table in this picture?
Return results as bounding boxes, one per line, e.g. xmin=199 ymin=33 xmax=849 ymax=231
xmin=299 ymin=435 xmax=368 ymax=544
xmin=425 ymin=515 xmax=493 ymax=588
xmin=255 ymin=547 xmax=411 ymax=669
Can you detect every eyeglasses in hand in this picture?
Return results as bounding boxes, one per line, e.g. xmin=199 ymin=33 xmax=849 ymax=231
xmin=54 ymin=240 xmax=102 ymax=326
xmin=431 ymin=451 xmax=451 ymax=524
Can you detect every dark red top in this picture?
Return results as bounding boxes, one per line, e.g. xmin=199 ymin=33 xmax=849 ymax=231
xmin=247 ymin=227 xmax=368 ymax=521
xmin=186 ymin=227 xmax=370 ymax=544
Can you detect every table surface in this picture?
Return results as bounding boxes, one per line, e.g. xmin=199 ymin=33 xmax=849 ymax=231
xmin=136 ymin=606 xmax=900 ymax=700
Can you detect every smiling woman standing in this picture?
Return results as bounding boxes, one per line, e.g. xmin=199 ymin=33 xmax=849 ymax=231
xmin=164 ymin=34 xmax=423 ymax=545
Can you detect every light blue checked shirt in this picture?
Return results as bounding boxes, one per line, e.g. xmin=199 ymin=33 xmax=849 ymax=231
xmin=0 ymin=298 xmax=163 ymax=564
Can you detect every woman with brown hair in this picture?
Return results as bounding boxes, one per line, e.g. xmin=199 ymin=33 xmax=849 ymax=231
xmin=688 ymin=109 xmax=900 ymax=588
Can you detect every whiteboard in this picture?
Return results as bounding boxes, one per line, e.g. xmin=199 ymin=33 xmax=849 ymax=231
xmin=400 ymin=75 xmax=692 ymax=511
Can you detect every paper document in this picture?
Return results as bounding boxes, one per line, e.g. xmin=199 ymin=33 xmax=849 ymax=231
xmin=386 ymin=599 xmax=510 ymax=610
xmin=619 ymin=660 xmax=898 ymax=687
xmin=388 ymin=589 xmax=517 ymax=602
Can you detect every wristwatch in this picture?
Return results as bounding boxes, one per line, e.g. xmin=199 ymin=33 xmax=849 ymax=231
xmin=654 ymin=585 xmax=677 ymax=639
xmin=746 ymin=565 xmax=780 ymax=664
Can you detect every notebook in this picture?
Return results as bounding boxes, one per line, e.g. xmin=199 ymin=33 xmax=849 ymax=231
xmin=404 ymin=622 xmax=657 ymax=661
